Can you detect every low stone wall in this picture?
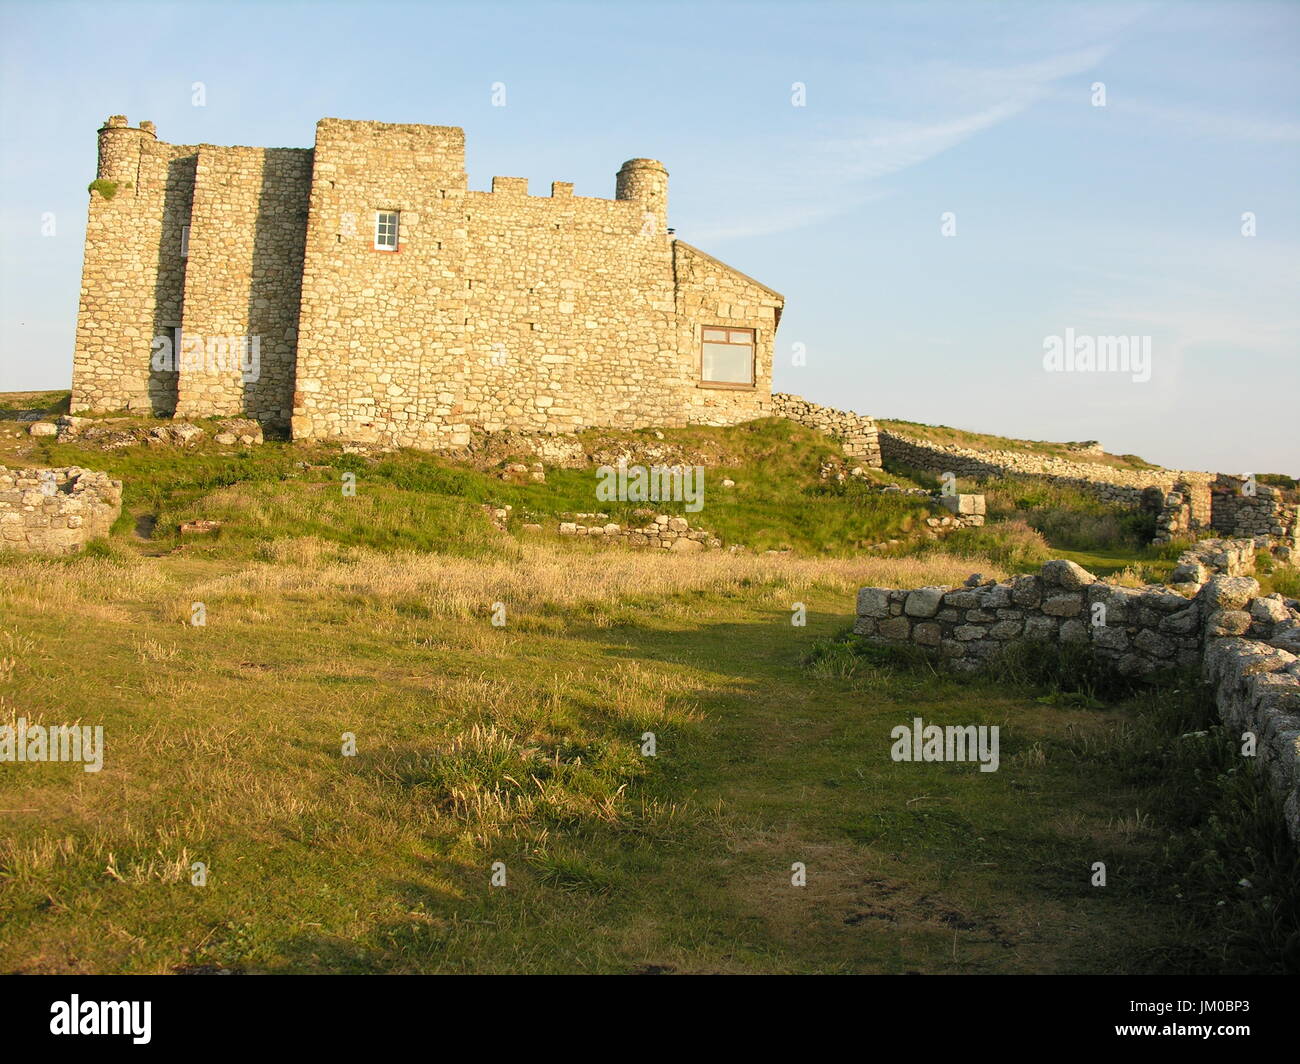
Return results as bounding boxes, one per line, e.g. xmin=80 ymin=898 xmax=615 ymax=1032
xmin=853 ymin=537 xmax=1300 ymax=839
xmin=1168 ymin=537 xmax=1257 ymax=592
xmin=1204 ymin=636 xmax=1300 ymax=836
xmin=877 ymin=426 xmax=1201 ymax=506
xmin=555 ymin=511 xmax=721 ymax=551
xmin=878 ymin=427 xmax=1299 ymax=552
xmin=0 ymin=466 xmax=123 ymax=554
xmin=772 ymin=393 xmax=882 ymax=468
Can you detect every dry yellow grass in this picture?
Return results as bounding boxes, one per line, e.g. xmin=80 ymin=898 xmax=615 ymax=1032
xmin=3 ymin=538 xmax=1001 ymax=623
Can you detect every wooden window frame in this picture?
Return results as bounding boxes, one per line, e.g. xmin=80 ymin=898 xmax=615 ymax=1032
xmin=698 ymin=326 xmax=756 ymax=389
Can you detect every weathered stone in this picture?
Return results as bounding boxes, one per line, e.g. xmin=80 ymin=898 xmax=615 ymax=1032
xmin=1251 ymin=595 xmax=1290 ymax=625
xmin=878 ymin=616 xmax=911 ymax=640
xmin=1199 ymin=575 xmax=1261 ymax=612
xmin=1092 ymin=626 xmax=1129 ymax=651
xmin=857 ymin=588 xmax=891 ymax=619
xmin=1023 ymin=615 xmax=1057 ymax=641
xmin=912 ymin=622 xmax=941 ymax=647
xmin=904 ymin=587 xmax=945 ymax=618
xmin=1041 ymin=559 xmax=1097 ymax=590
xmin=1010 ymin=575 xmax=1041 ymax=608
xmin=989 ymin=619 xmax=1023 ymax=640
xmin=1159 ymin=606 xmax=1200 ymax=635
xmin=1205 ymin=609 xmax=1252 ymax=638
xmin=1041 ymin=593 xmax=1083 ymax=618
xmin=1059 ymin=619 xmax=1090 ymax=643
xmin=1134 ymin=629 xmax=1176 ymax=658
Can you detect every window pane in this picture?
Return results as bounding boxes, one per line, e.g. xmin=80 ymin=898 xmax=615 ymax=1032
xmin=729 ymin=329 xmax=754 ymax=343
xmin=702 ymin=327 xmax=729 ymax=342
xmin=702 ymin=342 xmax=753 ymax=384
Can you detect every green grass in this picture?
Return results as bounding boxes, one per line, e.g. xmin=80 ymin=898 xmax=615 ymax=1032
xmin=1 ymin=398 xmax=1295 ymax=973
xmin=808 ymin=634 xmax=1300 ymax=973
xmin=1254 ymin=549 xmax=1300 ymax=598
xmin=20 ymin=415 xmax=939 ymax=558
xmin=6 ymin=546 xmax=1289 ymax=974
xmin=0 ymin=390 xmax=69 ymax=418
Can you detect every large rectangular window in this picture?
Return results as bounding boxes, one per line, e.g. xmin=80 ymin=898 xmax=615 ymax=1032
xmin=701 ymin=326 xmax=755 ymax=385
xmin=374 ymin=210 xmax=399 ymax=251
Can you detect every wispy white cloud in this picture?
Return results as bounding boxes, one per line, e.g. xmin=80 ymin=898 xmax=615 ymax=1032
xmin=683 ymin=43 xmax=1116 ymax=244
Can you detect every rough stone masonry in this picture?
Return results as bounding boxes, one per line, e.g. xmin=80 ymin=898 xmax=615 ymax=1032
xmin=71 ymin=116 xmax=785 ymax=449
xmin=854 ymin=539 xmax=1300 ymax=839
xmin=0 ymin=467 xmax=123 ymax=553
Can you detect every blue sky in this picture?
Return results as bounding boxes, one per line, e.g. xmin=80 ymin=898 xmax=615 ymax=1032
xmin=1 ymin=0 xmax=1296 ymax=472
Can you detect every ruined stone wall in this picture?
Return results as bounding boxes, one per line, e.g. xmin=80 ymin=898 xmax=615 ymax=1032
xmin=853 ymin=539 xmax=1271 ymax=675
xmin=290 ymin=119 xmax=779 ymax=447
xmin=771 ymin=393 xmax=882 ymax=467
xmin=0 ymin=467 xmax=122 ymax=554
xmin=853 ymin=539 xmax=1300 ymax=838
xmin=1204 ymin=633 xmax=1300 ymax=838
xmin=72 ymin=117 xmax=198 ymax=416
xmin=555 ymin=511 xmax=721 ymax=550
xmin=175 ymin=146 xmax=312 ymax=425
xmin=877 ymin=426 xmax=1211 ymax=506
xmin=1211 ymin=476 xmax=1299 ymax=549
xmin=877 ymin=427 xmax=1300 ymax=551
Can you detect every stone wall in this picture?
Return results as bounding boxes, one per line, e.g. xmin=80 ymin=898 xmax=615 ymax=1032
xmin=1211 ymin=476 xmax=1299 ymax=550
xmin=877 ymin=425 xmax=1204 ymax=505
xmin=71 ymin=115 xmax=785 ymax=448
xmin=174 ymin=146 xmax=312 ymax=426
xmin=0 ymin=467 xmax=123 ymax=554
xmin=554 ymin=511 xmax=720 ymax=550
xmin=879 ymin=426 xmax=1298 ymax=550
xmin=853 ymin=539 xmax=1300 ymax=839
xmin=291 ymin=119 xmax=781 ymax=446
xmin=771 ymin=393 xmax=882 ymax=467
xmin=1204 ymin=635 xmax=1300 ymax=838
xmin=853 ymin=538 xmax=1274 ymax=676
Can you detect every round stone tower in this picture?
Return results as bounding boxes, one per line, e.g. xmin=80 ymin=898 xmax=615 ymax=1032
xmin=96 ymin=115 xmax=156 ymax=185
xmin=616 ymin=158 xmax=669 ymax=236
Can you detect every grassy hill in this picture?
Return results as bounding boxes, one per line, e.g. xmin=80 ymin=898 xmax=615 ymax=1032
xmin=877 ymin=417 xmax=1161 ymax=472
xmin=2 ymin=392 xmax=1295 ymax=973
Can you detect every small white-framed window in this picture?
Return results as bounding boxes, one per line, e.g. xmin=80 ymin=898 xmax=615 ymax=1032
xmin=180 ymin=225 xmax=190 ymax=258
xmin=374 ymin=210 xmax=399 ymax=251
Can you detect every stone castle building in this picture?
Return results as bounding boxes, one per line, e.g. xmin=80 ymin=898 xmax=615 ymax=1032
xmin=71 ymin=116 xmax=784 ymax=447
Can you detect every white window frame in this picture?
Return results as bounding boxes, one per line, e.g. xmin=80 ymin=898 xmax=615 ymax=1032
xmin=180 ymin=224 xmax=190 ymax=258
xmin=374 ymin=210 xmax=399 ymax=251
